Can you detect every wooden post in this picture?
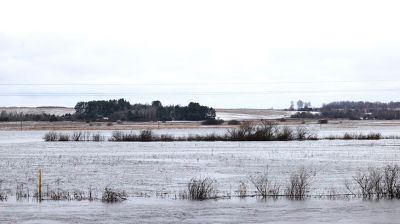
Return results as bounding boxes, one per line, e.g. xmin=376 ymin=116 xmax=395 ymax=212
xmin=38 ymin=169 xmax=42 ymax=202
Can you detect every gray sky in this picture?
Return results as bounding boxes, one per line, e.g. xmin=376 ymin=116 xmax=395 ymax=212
xmin=1 ymin=0 xmax=400 ymax=108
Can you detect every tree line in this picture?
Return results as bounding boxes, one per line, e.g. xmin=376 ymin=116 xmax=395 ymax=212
xmin=291 ymin=101 xmax=400 ymax=120
xmin=0 ymin=99 xmax=216 ymax=122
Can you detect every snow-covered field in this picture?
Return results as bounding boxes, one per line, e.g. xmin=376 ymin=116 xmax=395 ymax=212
xmin=0 ymin=107 xmax=75 ymax=116
xmin=1 ymin=127 xmax=400 ymax=223
xmin=216 ymin=109 xmax=294 ymax=120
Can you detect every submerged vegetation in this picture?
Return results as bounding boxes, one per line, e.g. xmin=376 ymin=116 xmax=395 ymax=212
xmin=3 ymin=165 xmax=400 ymax=203
xmin=101 ymin=187 xmax=128 ymax=203
xmin=347 ymin=165 xmax=400 ymax=199
xmin=43 ymin=131 xmax=106 ymax=142
xmin=43 ymin=122 xmax=388 ymax=142
xmin=285 ymin=168 xmax=315 ymax=200
xmin=180 ymin=177 xmax=217 ymax=200
xmin=250 ymin=172 xmax=280 ymax=198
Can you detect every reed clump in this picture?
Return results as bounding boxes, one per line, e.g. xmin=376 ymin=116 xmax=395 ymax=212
xmin=180 ymin=177 xmax=217 ymax=200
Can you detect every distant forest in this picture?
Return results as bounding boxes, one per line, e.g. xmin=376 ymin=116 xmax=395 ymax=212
xmin=0 ymin=99 xmax=216 ymax=122
xmin=292 ymin=101 xmax=400 ymax=120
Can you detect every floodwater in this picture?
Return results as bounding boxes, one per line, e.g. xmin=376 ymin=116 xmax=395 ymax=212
xmin=1 ymin=129 xmax=400 ymax=223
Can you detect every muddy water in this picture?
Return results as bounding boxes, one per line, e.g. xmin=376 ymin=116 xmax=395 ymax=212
xmin=1 ymin=131 xmax=400 ymax=223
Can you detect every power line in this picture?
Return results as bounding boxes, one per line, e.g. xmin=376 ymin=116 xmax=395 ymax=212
xmin=0 ymin=88 xmax=399 ymax=96
xmin=0 ymin=79 xmax=397 ymax=86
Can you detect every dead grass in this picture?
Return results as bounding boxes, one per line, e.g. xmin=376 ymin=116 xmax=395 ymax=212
xmin=181 ymin=177 xmax=217 ymax=200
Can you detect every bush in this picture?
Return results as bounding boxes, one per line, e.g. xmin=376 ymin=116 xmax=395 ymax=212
xmin=318 ymin=119 xmax=328 ymax=124
xmin=182 ymin=177 xmax=217 ymax=200
xmin=159 ymin=134 xmax=175 ymax=141
xmin=285 ymin=167 xmax=314 ymax=200
xmin=101 ymin=187 xmax=127 ymax=203
xmin=352 ymin=165 xmax=400 ymax=199
xmin=109 ymin=131 xmax=124 ymax=141
xmin=237 ymin=181 xmax=248 ymax=198
xmin=91 ymin=132 xmax=105 ymax=141
xmin=58 ymin=133 xmax=70 ymax=141
xmin=0 ymin=192 xmax=7 ymax=201
xmin=296 ymin=127 xmax=308 ymax=140
xmin=139 ymin=130 xmax=153 ymax=141
xmin=201 ymin=119 xmax=224 ymax=125
xmin=276 ymin=126 xmax=294 ymax=141
xmin=250 ymin=171 xmax=280 ymax=198
xmin=343 ymin=132 xmax=382 ymax=140
xmin=43 ymin=132 xmax=58 ymax=141
xmin=227 ymin=120 xmax=241 ymax=125
xmin=71 ymin=132 xmax=82 ymax=141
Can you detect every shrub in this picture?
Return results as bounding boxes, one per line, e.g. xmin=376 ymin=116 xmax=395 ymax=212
xmin=226 ymin=121 xmax=255 ymax=141
xmin=352 ymin=165 xmax=400 ymax=199
xmin=183 ymin=177 xmax=217 ymax=200
xmin=71 ymin=132 xmax=82 ymax=141
xmin=343 ymin=132 xmax=382 ymax=140
xmin=318 ymin=119 xmax=328 ymax=124
xmin=159 ymin=134 xmax=175 ymax=141
xmin=366 ymin=133 xmax=382 ymax=140
xmin=276 ymin=126 xmax=294 ymax=141
xmin=250 ymin=172 xmax=280 ymax=198
xmin=58 ymin=133 xmax=70 ymax=141
xmin=0 ymin=191 xmax=7 ymax=201
xmin=295 ymin=127 xmax=308 ymax=140
xmin=139 ymin=130 xmax=153 ymax=141
xmin=227 ymin=120 xmax=241 ymax=125
xmin=43 ymin=132 xmax=58 ymax=141
xmin=237 ymin=181 xmax=248 ymax=198
xmin=0 ymin=180 xmax=7 ymax=201
xmin=252 ymin=121 xmax=276 ymax=141
xmin=109 ymin=131 xmax=124 ymax=141
xmin=101 ymin=187 xmax=127 ymax=203
xmin=201 ymin=119 xmax=224 ymax=125
xmin=91 ymin=132 xmax=105 ymax=141
xmin=285 ymin=167 xmax=314 ymax=200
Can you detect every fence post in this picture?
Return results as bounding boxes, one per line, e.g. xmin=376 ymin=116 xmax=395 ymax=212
xmin=38 ymin=169 xmax=42 ymax=202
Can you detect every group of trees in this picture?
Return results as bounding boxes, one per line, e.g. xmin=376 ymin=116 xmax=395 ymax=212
xmin=289 ymin=100 xmax=312 ymax=111
xmin=320 ymin=101 xmax=400 ymax=120
xmin=74 ymin=99 xmax=216 ymax=122
xmin=291 ymin=101 xmax=400 ymax=120
xmin=0 ymin=99 xmax=216 ymax=122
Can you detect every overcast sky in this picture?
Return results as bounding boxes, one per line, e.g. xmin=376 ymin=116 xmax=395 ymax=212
xmin=1 ymin=0 xmax=400 ymax=108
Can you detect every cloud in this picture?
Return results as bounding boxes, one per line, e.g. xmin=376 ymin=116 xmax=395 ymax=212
xmin=1 ymin=0 xmax=400 ymax=107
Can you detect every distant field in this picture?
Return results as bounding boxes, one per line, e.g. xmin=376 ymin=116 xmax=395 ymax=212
xmin=0 ymin=107 xmax=75 ymax=116
xmin=215 ymin=108 xmax=295 ymax=120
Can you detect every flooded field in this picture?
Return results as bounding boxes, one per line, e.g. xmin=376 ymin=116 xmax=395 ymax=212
xmin=1 ymin=128 xmax=400 ymax=223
